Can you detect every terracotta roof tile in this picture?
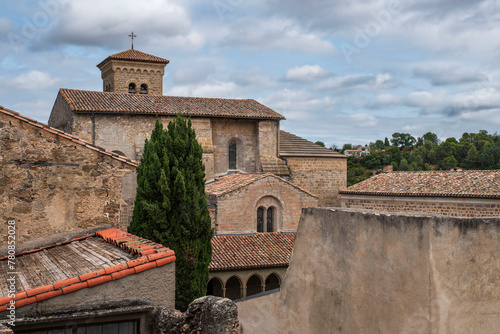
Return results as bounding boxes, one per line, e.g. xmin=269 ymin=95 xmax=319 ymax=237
xmin=0 ymin=228 xmax=175 ymax=310
xmin=209 ymin=232 xmax=295 ymax=271
xmin=279 ymin=130 xmax=346 ymax=158
xmin=0 ymin=106 xmax=138 ymax=167
xmin=97 ymin=49 xmax=169 ymax=68
xmin=340 ymin=170 xmax=500 ymax=199
xmin=205 ymin=173 xmax=316 ymax=198
xmin=58 ymin=88 xmax=285 ymax=120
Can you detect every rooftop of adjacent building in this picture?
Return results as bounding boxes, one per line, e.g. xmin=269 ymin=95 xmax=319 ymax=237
xmin=340 ymin=170 xmax=500 ymax=199
xmin=205 ymin=172 xmax=317 ymax=198
xmin=210 ymin=232 xmax=295 ymax=271
xmin=0 ymin=228 xmax=175 ymax=311
xmin=279 ymin=130 xmax=347 ymax=158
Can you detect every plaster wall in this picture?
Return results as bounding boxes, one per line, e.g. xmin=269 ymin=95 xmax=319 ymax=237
xmin=0 ymin=113 xmax=136 ymax=246
xmin=238 ymin=208 xmax=500 ymax=333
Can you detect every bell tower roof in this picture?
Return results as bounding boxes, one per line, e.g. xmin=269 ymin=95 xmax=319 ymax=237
xmin=97 ymin=49 xmax=169 ymax=69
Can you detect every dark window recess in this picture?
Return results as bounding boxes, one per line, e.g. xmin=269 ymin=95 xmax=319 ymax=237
xmin=257 ymin=207 xmax=264 ymax=232
xmin=17 ymin=320 xmax=138 ymax=334
xmin=140 ymin=84 xmax=148 ymax=94
xmin=228 ymin=141 xmax=237 ymax=169
xmin=267 ymin=207 xmax=274 ymax=232
xmin=128 ymin=83 xmax=136 ymax=93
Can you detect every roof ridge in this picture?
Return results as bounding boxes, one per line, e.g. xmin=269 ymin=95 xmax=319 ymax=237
xmin=1 ymin=106 xmax=139 ymax=167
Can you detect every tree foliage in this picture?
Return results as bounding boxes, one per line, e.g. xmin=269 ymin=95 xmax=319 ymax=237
xmin=343 ymin=130 xmax=500 ymax=185
xmin=129 ymin=116 xmax=213 ymax=311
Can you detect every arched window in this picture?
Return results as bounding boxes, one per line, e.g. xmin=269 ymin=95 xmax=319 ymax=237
xmin=140 ymin=83 xmax=148 ymax=94
xmin=265 ymin=273 xmax=281 ymax=291
xmin=257 ymin=207 xmax=264 ymax=232
xmin=267 ymin=207 xmax=274 ymax=232
xmin=128 ymin=83 xmax=136 ymax=93
xmin=228 ymin=141 xmax=237 ymax=169
xmin=225 ymin=276 xmax=241 ymax=300
xmin=246 ymin=275 xmax=263 ymax=297
xmin=207 ymin=277 xmax=224 ymax=297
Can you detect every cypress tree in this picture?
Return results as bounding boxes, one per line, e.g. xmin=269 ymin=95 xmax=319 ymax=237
xmin=129 ymin=115 xmax=213 ymax=311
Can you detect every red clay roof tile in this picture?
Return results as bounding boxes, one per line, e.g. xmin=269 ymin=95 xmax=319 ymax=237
xmin=340 ymin=170 xmax=500 ymax=199
xmin=209 ymin=232 xmax=295 ymax=271
xmin=97 ymin=49 xmax=169 ymax=68
xmin=58 ymin=88 xmax=285 ymax=120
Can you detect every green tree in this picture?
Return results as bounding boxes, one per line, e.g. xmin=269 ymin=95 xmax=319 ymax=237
xmin=129 ymin=117 xmax=213 ymax=311
xmin=315 ymin=141 xmax=325 ymax=147
xmin=384 ymin=137 xmax=390 ymax=147
xmin=465 ymin=145 xmax=478 ymax=169
xmin=441 ymin=156 xmax=459 ymax=170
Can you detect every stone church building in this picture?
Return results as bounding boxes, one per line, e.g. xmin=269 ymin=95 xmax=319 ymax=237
xmin=48 ymin=49 xmax=347 ymax=207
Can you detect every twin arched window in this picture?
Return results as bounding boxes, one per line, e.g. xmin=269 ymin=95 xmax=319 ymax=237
xmin=128 ymin=83 xmax=148 ymax=94
xmin=257 ymin=206 xmax=275 ymax=232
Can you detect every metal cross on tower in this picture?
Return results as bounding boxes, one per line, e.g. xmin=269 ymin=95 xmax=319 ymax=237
xmin=128 ymin=31 xmax=137 ymax=49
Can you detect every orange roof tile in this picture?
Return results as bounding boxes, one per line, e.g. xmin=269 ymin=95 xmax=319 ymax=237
xmin=97 ymin=49 xmax=169 ymax=68
xmin=0 ymin=106 xmax=138 ymax=167
xmin=340 ymin=170 xmax=500 ymax=199
xmin=58 ymin=89 xmax=285 ymax=120
xmin=209 ymin=232 xmax=295 ymax=271
xmin=205 ymin=173 xmax=317 ymax=198
xmin=0 ymin=228 xmax=175 ymax=311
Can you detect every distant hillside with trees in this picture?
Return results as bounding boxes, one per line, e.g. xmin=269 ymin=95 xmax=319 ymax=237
xmin=339 ymin=130 xmax=500 ymax=186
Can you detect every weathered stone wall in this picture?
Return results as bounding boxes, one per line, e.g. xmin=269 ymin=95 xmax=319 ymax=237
xmin=47 ymin=93 xmax=74 ymax=134
xmin=0 ymin=112 xmax=136 ymax=246
xmin=99 ymin=60 xmax=166 ymax=95
xmin=211 ymin=176 xmax=317 ymax=234
xmin=152 ymin=296 xmax=239 ymax=334
xmin=341 ymin=195 xmax=500 ymax=217
xmin=285 ymin=156 xmax=347 ymax=207
xmin=237 ymin=208 xmax=500 ymax=333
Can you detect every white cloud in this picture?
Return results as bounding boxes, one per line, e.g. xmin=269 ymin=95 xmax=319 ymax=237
xmin=8 ymin=71 xmax=60 ymax=90
xmin=349 ymin=113 xmax=377 ymax=127
xmin=316 ymin=73 xmax=396 ymax=92
xmin=167 ymin=81 xmax=240 ymax=98
xmin=285 ymin=65 xmax=331 ymax=82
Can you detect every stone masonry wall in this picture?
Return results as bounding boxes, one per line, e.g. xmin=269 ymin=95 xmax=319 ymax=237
xmin=285 ymin=156 xmax=347 ymax=207
xmin=341 ymin=195 xmax=500 ymax=217
xmin=213 ymin=176 xmax=317 ymax=234
xmin=0 ymin=112 xmax=136 ymax=246
xmin=47 ymin=93 xmax=74 ymax=134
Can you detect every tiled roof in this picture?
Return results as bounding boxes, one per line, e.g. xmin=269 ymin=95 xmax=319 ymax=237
xmin=0 ymin=228 xmax=175 ymax=311
xmin=209 ymin=233 xmax=295 ymax=271
xmin=279 ymin=130 xmax=346 ymax=158
xmin=59 ymin=89 xmax=285 ymax=120
xmin=205 ymin=173 xmax=316 ymax=198
xmin=0 ymin=106 xmax=138 ymax=167
xmin=340 ymin=170 xmax=500 ymax=199
xmin=97 ymin=49 xmax=169 ymax=68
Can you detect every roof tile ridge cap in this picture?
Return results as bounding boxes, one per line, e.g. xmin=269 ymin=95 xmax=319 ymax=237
xmin=0 ymin=234 xmax=95 ymax=261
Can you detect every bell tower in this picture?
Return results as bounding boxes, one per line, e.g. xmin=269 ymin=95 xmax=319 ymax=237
xmin=97 ymin=49 xmax=169 ymax=95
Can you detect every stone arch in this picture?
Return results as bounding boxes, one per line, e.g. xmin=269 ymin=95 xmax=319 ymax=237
xmin=265 ymin=273 xmax=281 ymax=291
xmin=140 ymin=83 xmax=148 ymax=94
xmin=255 ymin=196 xmax=283 ymax=232
xmin=246 ymin=274 xmax=263 ymax=297
xmin=128 ymin=82 xmax=136 ymax=93
xmin=226 ymin=137 xmax=245 ymax=171
xmin=225 ymin=276 xmax=242 ymax=300
xmin=207 ymin=277 xmax=224 ymax=297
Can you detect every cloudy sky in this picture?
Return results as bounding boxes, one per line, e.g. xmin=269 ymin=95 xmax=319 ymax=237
xmin=1 ymin=0 xmax=499 ymax=147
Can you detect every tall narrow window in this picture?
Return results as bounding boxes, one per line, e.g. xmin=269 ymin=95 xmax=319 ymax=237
xmin=128 ymin=83 xmax=136 ymax=93
xmin=267 ymin=207 xmax=274 ymax=232
xmin=228 ymin=141 xmax=237 ymax=169
xmin=257 ymin=207 xmax=264 ymax=232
